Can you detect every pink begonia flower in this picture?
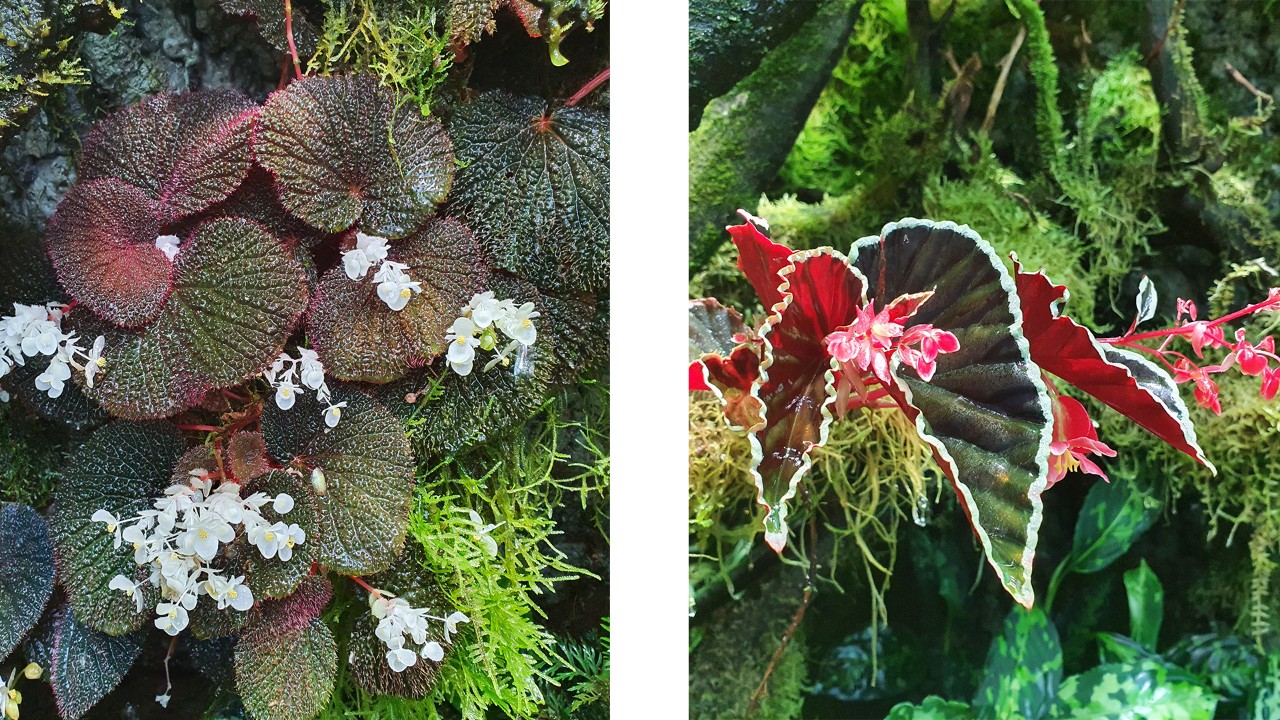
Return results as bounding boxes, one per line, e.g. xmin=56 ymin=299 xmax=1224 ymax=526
xmin=1046 ymin=394 xmax=1117 ymax=489
xmin=1173 ymin=358 xmax=1222 ymax=415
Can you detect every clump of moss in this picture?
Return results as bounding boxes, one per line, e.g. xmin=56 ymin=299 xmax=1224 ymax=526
xmin=0 ymin=403 xmax=65 ymax=508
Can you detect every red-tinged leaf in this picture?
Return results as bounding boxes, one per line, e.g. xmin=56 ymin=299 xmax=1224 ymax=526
xmin=751 ymin=248 xmax=867 ymax=550
xmin=1014 ymin=266 xmax=1213 ymax=472
xmin=688 ymin=298 xmax=763 ymax=428
xmin=46 ymin=179 xmax=173 ymax=328
xmin=235 ymin=616 xmax=336 ymax=720
xmin=727 ymin=214 xmax=794 ymax=311
xmin=851 ymin=220 xmax=1053 ymax=608
xmin=79 ymin=89 xmax=256 ymax=223
xmin=255 ymin=74 xmax=454 ymax=237
xmin=307 ymin=219 xmax=487 ymax=383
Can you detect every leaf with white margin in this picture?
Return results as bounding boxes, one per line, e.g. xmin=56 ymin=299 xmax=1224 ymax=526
xmin=50 ymin=420 xmax=183 ymax=635
xmin=0 ymin=503 xmax=54 ymax=659
xmin=260 ymin=386 xmax=415 ymax=575
xmin=850 ymin=219 xmax=1053 ymax=609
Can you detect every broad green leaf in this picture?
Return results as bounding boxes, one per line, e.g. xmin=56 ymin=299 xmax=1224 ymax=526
xmin=308 ymin=219 xmax=487 ymax=382
xmin=449 ymin=90 xmax=609 ymax=293
xmin=235 ymin=616 xmax=337 ymax=720
xmin=78 ymin=89 xmax=256 ymax=222
xmin=50 ymin=420 xmax=184 ymax=635
xmin=1068 ymin=473 xmax=1160 ymax=574
xmin=255 ymin=74 xmax=454 ymax=237
xmin=48 ymin=600 xmax=144 ymax=720
xmin=79 ymin=217 xmax=308 ymax=419
xmin=347 ymin=545 xmax=458 ymax=697
xmin=974 ymin=606 xmax=1063 ymax=720
xmin=219 ymin=0 xmax=320 ymax=55
xmin=1095 ymin=633 xmax=1154 ymax=666
xmin=852 ymin=220 xmax=1053 ymax=608
xmin=886 ymin=696 xmax=977 ymax=719
xmin=1124 ymin=559 xmax=1164 ymax=652
xmin=1048 ymin=660 xmax=1218 ymax=719
xmin=0 ymin=503 xmax=54 ymax=659
xmin=261 ymin=387 xmax=415 ymax=574
xmin=1166 ymin=634 xmax=1262 ymax=712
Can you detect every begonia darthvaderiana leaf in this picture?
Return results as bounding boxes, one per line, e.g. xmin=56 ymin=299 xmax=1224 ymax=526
xmin=309 ymin=219 xmax=487 ymax=382
xmin=0 ymin=503 xmax=54 ymax=660
xmin=78 ymin=89 xmax=256 ymax=223
xmin=688 ymin=298 xmax=763 ymax=429
xmin=50 ymin=420 xmax=184 ymax=635
xmin=48 ymin=600 xmax=144 ymax=720
xmin=1014 ymin=265 xmax=1213 ymax=472
xmin=850 ymin=219 xmax=1053 ymax=608
xmin=76 ymin=217 xmax=308 ymax=419
xmin=255 ymin=74 xmax=454 ymax=237
xmin=749 ymin=245 xmax=867 ymax=551
xmin=5 ymin=352 xmax=109 ymax=431
xmin=199 ymin=167 xmax=334 ymax=250
xmin=45 ymin=179 xmax=173 ymax=327
xmin=219 ymin=0 xmax=320 ymax=56
xmin=261 ymin=386 xmax=415 ymax=574
xmin=227 ymin=430 xmax=271 ymax=483
xmin=348 ymin=545 xmax=456 ymax=697
xmin=449 ymin=90 xmax=609 ymax=293
xmin=235 ymin=616 xmax=336 ymax=720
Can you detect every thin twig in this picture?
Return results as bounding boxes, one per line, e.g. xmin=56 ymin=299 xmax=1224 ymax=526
xmin=1225 ymin=62 xmax=1274 ymax=105
xmin=982 ymin=25 xmax=1027 ymax=134
xmin=565 ymin=68 xmax=610 ymax=107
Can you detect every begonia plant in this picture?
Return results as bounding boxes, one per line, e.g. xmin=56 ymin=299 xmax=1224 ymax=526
xmin=690 ymin=213 xmax=1276 ymax=608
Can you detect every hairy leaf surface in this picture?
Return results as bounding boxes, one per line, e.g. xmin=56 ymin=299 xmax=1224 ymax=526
xmin=449 ymin=91 xmax=609 ymax=292
xmin=50 ymin=421 xmax=184 ymax=634
xmin=261 ymin=387 xmax=415 ymax=574
xmin=49 ymin=601 xmax=144 ymax=720
xmin=255 ymin=74 xmax=454 ymax=237
xmin=235 ymin=616 xmax=336 ymax=720
xmin=0 ymin=503 xmax=54 ymax=659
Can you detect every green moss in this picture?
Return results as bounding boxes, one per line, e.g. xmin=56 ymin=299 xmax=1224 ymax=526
xmin=0 ymin=402 xmax=65 ymax=509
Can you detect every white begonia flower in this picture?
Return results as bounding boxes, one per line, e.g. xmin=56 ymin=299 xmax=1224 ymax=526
xmin=249 ymin=522 xmax=284 ymax=559
xmin=498 ymin=302 xmax=539 ymax=346
xmin=443 ymin=611 xmax=470 ymax=642
xmin=323 ymin=401 xmax=347 ymax=428
xmin=374 ymin=261 xmax=422 ymax=312
xmin=0 ymin=389 xmax=8 ymax=403
xmin=467 ymin=510 xmax=502 ymax=558
xmin=21 ymin=319 xmax=60 ymax=356
xmin=276 ymin=523 xmax=306 ymax=562
xmin=180 ymin=516 xmax=235 ymax=562
xmin=446 ymin=317 xmax=480 ymax=376
xmin=154 ymin=235 xmax=181 ymax=261
xmin=34 ymin=357 xmax=71 ymax=398
xmin=385 ymin=636 xmax=418 ymax=673
xmin=92 ymin=509 xmax=124 ymax=548
xmin=342 ymin=247 xmax=373 ymax=280
xmin=420 ymin=641 xmax=445 ymax=662
xmin=342 ymin=233 xmax=390 ymax=280
xmin=154 ymin=602 xmax=189 ymax=635
xmin=274 ymin=379 xmax=297 ymax=410
xmin=110 ymin=575 xmax=145 ymax=613
xmin=227 ymin=576 xmax=254 ymax=612
xmin=83 ymin=335 xmax=106 ymax=387
xmin=297 ymin=348 xmax=325 ymax=390
xmin=155 ymin=693 xmax=171 ymax=708
xmin=357 ymin=232 xmax=389 ymax=263
xmin=272 ymin=493 xmax=295 ymax=514
xmin=467 ymin=292 xmax=502 ymax=328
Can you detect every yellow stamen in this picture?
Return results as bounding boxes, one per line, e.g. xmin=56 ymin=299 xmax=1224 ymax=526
xmin=107 ymin=523 xmax=117 ymax=532
xmin=521 ymin=318 xmax=532 ymax=328
xmin=400 ymin=288 xmax=411 ymax=298
xmin=228 ymin=590 xmax=238 ymax=599
xmin=198 ymin=529 xmax=208 ymax=539
xmin=265 ymin=532 xmax=275 ymax=542
xmin=286 ymin=538 xmax=295 ymax=548
xmin=95 ymin=357 xmax=106 ymax=367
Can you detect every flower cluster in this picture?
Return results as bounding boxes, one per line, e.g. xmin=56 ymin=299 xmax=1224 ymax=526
xmin=263 ymin=348 xmax=347 ymax=427
xmin=341 ymin=232 xmax=422 ymax=311
xmin=0 ymin=664 xmax=39 ymax=720
xmin=824 ymin=294 xmax=960 ymax=391
xmin=367 ymin=590 xmax=469 ymax=673
xmin=1105 ymin=290 xmax=1280 ymax=416
xmin=94 ymin=468 xmax=304 ymax=636
xmin=0 ymin=302 xmax=106 ymax=401
xmin=444 ymin=292 xmax=539 ymax=376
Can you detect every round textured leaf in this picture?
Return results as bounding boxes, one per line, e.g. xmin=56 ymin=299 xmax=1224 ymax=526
xmin=240 ymin=470 xmax=317 ymax=599
xmin=45 ymin=179 xmax=172 ymax=327
xmin=308 ymin=218 xmax=487 ymax=382
xmin=235 ymin=616 xmax=336 ymax=720
xmin=5 ymin=352 xmax=108 ymax=431
xmin=254 ymin=74 xmax=454 ymax=237
xmin=449 ymin=90 xmax=609 ymax=292
xmin=79 ymin=217 xmax=308 ymax=419
xmin=48 ymin=600 xmax=144 ymax=720
xmin=49 ymin=420 xmax=184 ymax=635
xmin=79 ymin=89 xmax=257 ymax=222
xmin=261 ymin=386 xmax=415 ymax=574
xmin=348 ymin=545 xmax=456 ymax=697
xmin=0 ymin=503 xmax=54 ymax=660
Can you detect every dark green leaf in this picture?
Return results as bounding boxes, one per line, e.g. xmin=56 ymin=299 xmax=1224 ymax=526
xmin=48 ymin=600 xmax=144 ymax=720
xmin=5 ymin=351 xmax=109 ymax=431
xmin=1068 ymin=473 xmax=1160 ymax=575
xmin=974 ymin=606 xmax=1063 ymax=720
xmin=235 ymin=616 xmax=336 ymax=720
xmin=1123 ymin=559 xmax=1164 ymax=652
xmin=886 ymin=695 xmax=977 ymax=719
xmin=308 ymin=219 xmax=487 ymax=382
xmin=261 ymin=387 xmax=415 ymax=574
xmin=852 ymin=220 xmax=1053 ymax=608
xmin=1048 ymin=660 xmax=1218 ymax=719
xmin=255 ymin=74 xmax=454 ymax=237
xmin=219 ymin=0 xmax=320 ymax=56
xmin=50 ymin=421 xmax=184 ymax=635
xmin=1094 ymin=633 xmax=1154 ymax=666
xmin=449 ymin=91 xmax=609 ymax=293
xmin=0 ymin=503 xmax=54 ymax=659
